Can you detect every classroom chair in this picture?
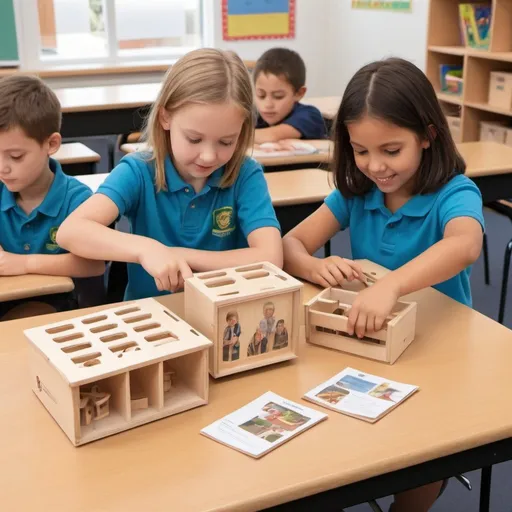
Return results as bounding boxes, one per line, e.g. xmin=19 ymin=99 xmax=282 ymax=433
xmin=54 ymin=142 xmax=101 ymax=176
xmin=361 ymin=474 xmax=472 ymax=512
xmin=484 ymin=200 xmax=512 ymax=324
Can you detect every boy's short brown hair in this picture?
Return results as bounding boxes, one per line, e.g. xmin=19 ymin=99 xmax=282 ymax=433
xmin=0 ymin=75 xmax=61 ymax=144
xmin=253 ymin=48 xmax=306 ymax=92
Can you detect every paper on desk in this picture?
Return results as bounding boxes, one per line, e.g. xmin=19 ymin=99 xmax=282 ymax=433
xmin=201 ymin=391 xmax=327 ymax=458
xmin=303 ymin=367 xmax=418 ymax=422
xmin=251 ymin=141 xmax=319 ymax=158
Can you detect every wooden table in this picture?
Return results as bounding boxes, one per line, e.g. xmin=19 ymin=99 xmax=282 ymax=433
xmin=0 ymin=274 xmax=74 ymax=302
xmin=54 ymin=142 xmax=101 ymax=175
xmin=459 ymin=141 xmax=512 ymax=202
xmin=56 ymin=83 xmax=161 ymax=139
xmin=2 ymin=265 xmax=512 ymax=511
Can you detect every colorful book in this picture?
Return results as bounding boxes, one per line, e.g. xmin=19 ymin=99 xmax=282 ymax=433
xmin=201 ymin=391 xmax=327 ymax=458
xmin=303 ymin=367 xmax=418 ymax=423
xmin=459 ymin=4 xmax=492 ymax=50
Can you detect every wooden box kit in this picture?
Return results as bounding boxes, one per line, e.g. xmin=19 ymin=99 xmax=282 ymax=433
xmin=184 ymin=262 xmax=303 ymax=378
xmin=25 ymin=298 xmax=212 ymax=446
xmin=305 ymin=263 xmax=417 ymax=364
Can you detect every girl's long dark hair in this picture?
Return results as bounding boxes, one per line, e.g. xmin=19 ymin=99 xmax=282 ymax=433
xmin=332 ymin=58 xmax=465 ymax=197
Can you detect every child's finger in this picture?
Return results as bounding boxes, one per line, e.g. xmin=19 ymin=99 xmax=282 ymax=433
xmin=342 ymin=259 xmax=367 ymax=284
xmin=374 ymin=316 xmax=386 ymax=332
xmin=335 ymin=260 xmax=358 ymax=281
xmin=365 ymin=313 xmax=376 ymax=333
xmin=326 ymin=263 xmax=346 ymax=286
xmin=178 ymin=260 xmax=193 ymax=280
xmin=169 ymin=269 xmax=180 ymax=293
xmin=355 ymin=311 xmax=368 ymax=339
xmin=154 ymin=277 xmax=164 ymax=292
xmin=319 ymin=268 xmax=339 ymax=287
xmin=313 ymin=273 xmax=333 ymax=289
xmin=347 ymin=306 xmax=358 ymax=335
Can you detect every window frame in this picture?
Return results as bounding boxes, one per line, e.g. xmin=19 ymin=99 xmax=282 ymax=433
xmin=14 ymin=0 xmax=210 ymax=70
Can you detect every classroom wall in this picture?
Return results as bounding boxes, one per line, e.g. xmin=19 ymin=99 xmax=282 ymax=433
xmin=213 ymin=0 xmax=332 ymax=98
xmin=325 ymin=0 xmax=429 ymax=95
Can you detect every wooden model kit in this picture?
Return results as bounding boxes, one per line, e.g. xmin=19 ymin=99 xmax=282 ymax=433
xmin=25 ymin=298 xmax=212 ymax=446
xmin=185 ymin=262 xmax=303 ymax=378
xmin=305 ymin=262 xmax=417 ymax=364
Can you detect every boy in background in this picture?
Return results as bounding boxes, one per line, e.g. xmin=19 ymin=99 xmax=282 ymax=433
xmin=253 ymin=48 xmax=327 ymax=144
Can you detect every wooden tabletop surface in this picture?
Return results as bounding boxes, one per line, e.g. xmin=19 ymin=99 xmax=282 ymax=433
xmin=54 ymin=143 xmax=101 ymax=164
xmin=0 ymin=274 xmax=74 ymax=302
xmin=458 ymin=141 xmax=512 ymax=177
xmin=2 ymin=262 xmax=512 ymax=511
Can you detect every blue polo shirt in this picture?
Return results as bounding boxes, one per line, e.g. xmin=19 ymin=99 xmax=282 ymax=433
xmin=256 ymin=103 xmax=327 ymax=139
xmin=97 ymin=153 xmax=280 ymax=300
xmin=0 ymin=158 xmax=92 ymax=255
xmin=325 ymin=174 xmax=485 ymax=306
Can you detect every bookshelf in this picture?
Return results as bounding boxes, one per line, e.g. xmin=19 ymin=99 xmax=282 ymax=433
xmin=426 ymin=0 xmax=512 ymax=142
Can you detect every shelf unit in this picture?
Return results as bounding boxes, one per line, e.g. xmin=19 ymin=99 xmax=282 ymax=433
xmin=426 ymin=0 xmax=512 ymax=142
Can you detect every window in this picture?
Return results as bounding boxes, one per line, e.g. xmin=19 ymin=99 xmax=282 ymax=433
xmin=19 ymin=0 xmax=205 ymax=67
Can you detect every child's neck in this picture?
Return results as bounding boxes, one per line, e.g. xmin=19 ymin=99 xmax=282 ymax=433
xmin=16 ymin=165 xmax=54 ymax=215
xmin=384 ymin=188 xmax=413 ymax=214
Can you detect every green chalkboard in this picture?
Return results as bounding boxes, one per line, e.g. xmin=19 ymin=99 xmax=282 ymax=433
xmin=0 ymin=0 xmax=19 ymax=64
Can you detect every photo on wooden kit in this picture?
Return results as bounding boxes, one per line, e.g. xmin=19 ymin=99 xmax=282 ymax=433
xmin=24 ymin=298 xmax=212 ymax=446
xmin=185 ymin=262 xmax=303 ymax=378
xmin=217 ymin=293 xmax=293 ymax=372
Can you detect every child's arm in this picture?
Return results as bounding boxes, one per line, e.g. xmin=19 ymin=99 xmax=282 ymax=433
xmin=56 ymin=194 xmax=192 ymax=293
xmin=0 ymin=246 xmax=104 ymax=278
xmin=283 ymin=204 xmax=366 ymax=285
xmin=254 ymin=124 xmax=301 ymax=144
xmin=178 ymin=226 xmax=283 ymax=271
xmin=347 ymin=217 xmax=483 ymax=338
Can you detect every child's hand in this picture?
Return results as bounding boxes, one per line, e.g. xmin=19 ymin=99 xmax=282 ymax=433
xmin=309 ymin=256 xmax=366 ymax=288
xmin=138 ymin=243 xmax=193 ymax=293
xmin=347 ymin=278 xmax=401 ymax=338
xmin=0 ymin=246 xmax=28 ymax=276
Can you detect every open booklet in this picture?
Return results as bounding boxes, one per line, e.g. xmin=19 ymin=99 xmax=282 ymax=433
xmin=251 ymin=140 xmax=320 ymax=158
xmin=201 ymin=391 xmax=327 ymax=458
xmin=303 ymin=367 xmax=418 ymax=423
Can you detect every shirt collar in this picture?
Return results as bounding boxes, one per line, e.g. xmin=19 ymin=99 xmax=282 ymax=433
xmin=0 ymin=158 xmax=66 ymax=217
xmin=36 ymin=158 xmax=68 ymax=217
xmin=364 ymin=185 xmax=438 ymax=217
xmin=165 ymin=156 xmax=224 ymax=193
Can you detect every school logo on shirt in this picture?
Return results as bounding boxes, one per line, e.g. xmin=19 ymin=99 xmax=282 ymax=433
xmin=45 ymin=226 xmax=60 ymax=251
xmin=212 ymin=207 xmax=235 ymax=237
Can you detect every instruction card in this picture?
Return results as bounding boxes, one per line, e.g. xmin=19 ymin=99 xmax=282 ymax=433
xmin=303 ymin=367 xmax=418 ymax=423
xmin=201 ymin=391 xmax=327 ymax=458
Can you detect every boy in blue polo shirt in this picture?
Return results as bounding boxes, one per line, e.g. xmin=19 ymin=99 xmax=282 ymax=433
xmin=253 ymin=48 xmax=327 ymax=144
xmin=0 ymin=75 xmax=104 ymax=319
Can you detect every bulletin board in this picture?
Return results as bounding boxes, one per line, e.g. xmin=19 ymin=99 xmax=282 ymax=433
xmin=352 ymin=1 xmax=412 ymax=11
xmin=0 ymin=0 xmax=19 ymax=66
xmin=222 ymin=0 xmax=296 ymax=41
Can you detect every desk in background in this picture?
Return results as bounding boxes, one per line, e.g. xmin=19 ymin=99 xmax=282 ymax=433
xmin=459 ymin=141 xmax=512 ymax=203
xmin=0 ymin=274 xmax=74 ymax=303
xmin=2 ymin=263 xmax=512 ymax=511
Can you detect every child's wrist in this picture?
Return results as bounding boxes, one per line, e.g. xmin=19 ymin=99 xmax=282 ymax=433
xmin=380 ymin=272 xmax=403 ymax=297
xmin=23 ymin=254 xmax=35 ymax=274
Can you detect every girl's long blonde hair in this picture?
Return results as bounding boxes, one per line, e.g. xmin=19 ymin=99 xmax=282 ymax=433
xmin=143 ymin=48 xmax=255 ymax=191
